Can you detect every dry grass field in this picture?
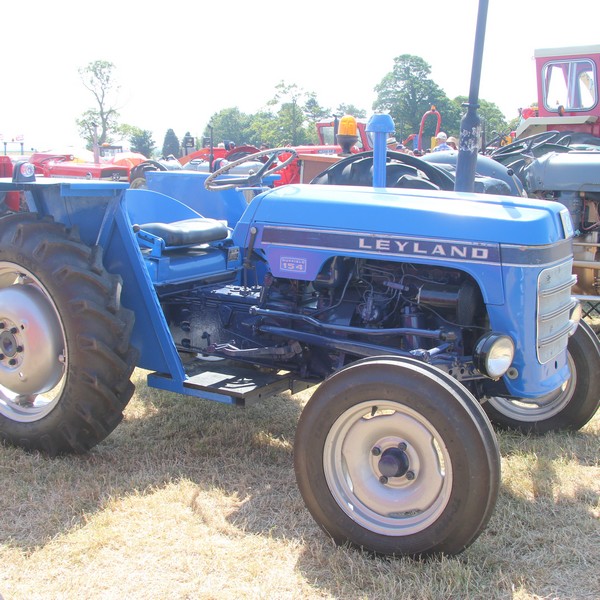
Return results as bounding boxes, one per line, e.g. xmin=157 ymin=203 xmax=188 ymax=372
xmin=1 ymin=366 xmax=598 ymax=600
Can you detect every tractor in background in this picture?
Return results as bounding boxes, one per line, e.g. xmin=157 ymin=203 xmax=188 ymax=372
xmin=515 ymin=45 xmax=600 ymax=145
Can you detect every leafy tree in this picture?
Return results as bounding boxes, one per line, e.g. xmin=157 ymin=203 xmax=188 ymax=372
xmin=199 ymin=83 xmax=371 ymax=150
xmin=77 ymin=60 xmax=121 ymax=148
xmin=131 ymin=130 xmax=156 ymax=157
xmin=335 ymin=104 xmax=367 ymax=118
xmin=203 ymin=83 xmax=330 ymax=148
xmin=304 ymin=93 xmax=330 ymax=123
xmin=202 ymin=107 xmax=253 ymax=147
xmin=267 ymin=81 xmax=326 ymax=145
xmin=373 ymin=55 xmax=461 ymax=147
xmin=162 ymin=129 xmax=180 ymax=158
xmin=116 ymin=124 xmax=156 ymax=157
xmin=267 ymin=82 xmax=305 ymax=145
xmin=242 ymin=109 xmax=280 ymax=147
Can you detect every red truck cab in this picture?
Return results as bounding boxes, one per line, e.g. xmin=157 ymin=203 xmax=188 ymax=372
xmin=516 ymin=45 xmax=600 ymax=139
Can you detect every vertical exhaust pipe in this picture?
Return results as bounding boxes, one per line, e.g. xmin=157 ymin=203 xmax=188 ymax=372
xmin=455 ymin=0 xmax=489 ymax=192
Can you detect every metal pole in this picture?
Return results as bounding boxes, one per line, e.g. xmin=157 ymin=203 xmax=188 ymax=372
xmin=455 ymin=0 xmax=489 ymax=192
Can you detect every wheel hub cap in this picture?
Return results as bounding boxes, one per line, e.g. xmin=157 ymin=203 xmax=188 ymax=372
xmin=378 ymin=447 xmax=410 ymax=478
xmin=0 ymin=329 xmax=18 ymax=358
xmin=0 ymin=284 xmax=64 ymax=395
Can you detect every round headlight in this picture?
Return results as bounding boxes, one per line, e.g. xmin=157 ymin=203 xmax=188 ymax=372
xmin=473 ymin=333 xmax=515 ymax=379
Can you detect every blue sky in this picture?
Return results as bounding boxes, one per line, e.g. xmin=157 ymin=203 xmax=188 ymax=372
xmin=2 ymin=0 xmax=598 ymax=150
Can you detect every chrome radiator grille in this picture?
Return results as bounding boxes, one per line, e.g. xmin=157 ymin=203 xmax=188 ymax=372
xmin=537 ymin=259 xmax=577 ymax=363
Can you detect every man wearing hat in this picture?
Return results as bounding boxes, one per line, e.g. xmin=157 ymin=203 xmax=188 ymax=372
xmin=433 ymin=132 xmax=451 ymax=152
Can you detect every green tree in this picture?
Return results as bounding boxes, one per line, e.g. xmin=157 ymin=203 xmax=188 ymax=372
xmin=199 ymin=83 xmax=368 ymax=149
xmin=373 ymin=55 xmax=461 ymax=147
xmin=335 ymin=104 xmax=367 ymax=118
xmin=77 ymin=60 xmax=121 ymax=148
xmin=243 ymin=109 xmax=280 ymax=147
xmin=267 ymin=81 xmax=326 ymax=145
xmin=131 ymin=130 xmax=156 ymax=157
xmin=304 ymin=93 xmax=330 ymax=123
xmin=162 ymin=129 xmax=180 ymax=158
xmin=203 ymin=84 xmax=329 ymax=148
xmin=202 ymin=107 xmax=253 ymax=147
xmin=117 ymin=124 xmax=156 ymax=157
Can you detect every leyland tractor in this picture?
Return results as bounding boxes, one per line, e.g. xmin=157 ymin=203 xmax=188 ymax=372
xmin=1 ymin=116 xmax=599 ymax=557
xmin=1 ymin=0 xmax=599 ymax=557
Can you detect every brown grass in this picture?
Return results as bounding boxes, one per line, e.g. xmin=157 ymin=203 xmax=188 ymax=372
xmin=1 ymin=367 xmax=598 ymax=600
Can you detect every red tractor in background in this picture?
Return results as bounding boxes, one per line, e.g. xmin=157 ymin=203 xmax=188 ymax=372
xmin=25 ymin=143 xmax=147 ymax=182
xmin=0 ymin=157 xmax=20 ymax=212
xmin=515 ymin=45 xmax=600 ymax=145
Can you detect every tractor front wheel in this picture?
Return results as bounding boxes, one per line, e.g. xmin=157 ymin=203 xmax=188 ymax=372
xmin=294 ymin=356 xmax=500 ymax=557
xmin=0 ymin=213 xmax=137 ymax=455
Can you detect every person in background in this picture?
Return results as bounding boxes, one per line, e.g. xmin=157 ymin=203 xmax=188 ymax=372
xmin=387 ymin=137 xmax=399 ymax=150
xmin=446 ymin=136 xmax=458 ymax=150
xmin=433 ymin=132 xmax=451 ymax=152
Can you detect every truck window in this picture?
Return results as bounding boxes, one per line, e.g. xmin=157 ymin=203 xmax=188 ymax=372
xmin=542 ymin=58 xmax=597 ymax=112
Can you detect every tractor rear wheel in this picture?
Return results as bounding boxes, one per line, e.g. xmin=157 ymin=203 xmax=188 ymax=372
xmin=294 ymin=356 xmax=500 ymax=557
xmin=0 ymin=213 xmax=137 ymax=455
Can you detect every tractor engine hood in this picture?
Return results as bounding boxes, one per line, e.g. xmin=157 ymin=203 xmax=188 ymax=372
xmin=525 ymin=151 xmax=600 ymax=193
xmin=248 ymin=184 xmax=570 ymax=247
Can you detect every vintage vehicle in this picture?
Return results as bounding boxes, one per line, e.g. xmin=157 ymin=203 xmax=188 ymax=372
xmin=405 ymin=127 xmax=600 ymax=302
xmin=515 ymin=45 xmax=600 ymax=144
xmin=1 ymin=118 xmax=598 ymax=556
xmin=0 ymin=0 xmax=598 ymax=558
xmin=29 ymin=151 xmax=130 ymax=181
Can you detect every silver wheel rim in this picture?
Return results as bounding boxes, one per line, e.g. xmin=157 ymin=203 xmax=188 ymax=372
xmin=0 ymin=261 xmax=67 ymax=422
xmin=323 ymin=400 xmax=453 ymax=536
xmin=486 ymin=353 xmax=576 ymax=422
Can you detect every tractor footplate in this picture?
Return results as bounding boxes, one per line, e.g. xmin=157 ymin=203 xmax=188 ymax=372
xmin=148 ymin=360 xmax=314 ymax=406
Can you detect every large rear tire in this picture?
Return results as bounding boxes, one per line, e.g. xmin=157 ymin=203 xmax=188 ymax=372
xmin=294 ymin=356 xmax=500 ymax=557
xmin=0 ymin=213 xmax=137 ymax=455
xmin=482 ymin=320 xmax=600 ymax=433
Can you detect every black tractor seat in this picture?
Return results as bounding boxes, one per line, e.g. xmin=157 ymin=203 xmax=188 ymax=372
xmin=134 ymin=217 xmax=229 ymax=247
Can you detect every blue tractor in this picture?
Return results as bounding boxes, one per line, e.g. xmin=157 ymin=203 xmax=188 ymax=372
xmin=1 ymin=130 xmax=598 ymax=557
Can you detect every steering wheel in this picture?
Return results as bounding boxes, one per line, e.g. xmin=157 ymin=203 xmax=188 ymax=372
xmin=204 ymin=147 xmax=298 ymax=191
xmin=310 ymin=150 xmax=456 ymax=191
xmin=490 ymin=130 xmax=563 ymax=160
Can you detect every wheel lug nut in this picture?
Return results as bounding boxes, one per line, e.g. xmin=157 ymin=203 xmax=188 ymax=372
xmin=406 ymin=471 xmax=415 ymax=480
xmin=10 ymin=327 xmax=18 ymax=335
xmin=0 ymin=322 xmax=4 ymax=329
xmin=8 ymin=358 xmax=17 ymax=366
xmin=0 ymin=354 xmax=4 ymax=360
xmin=379 ymin=476 xmax=388 ymax=484
xmin=371 ymin=447 xmax=381 ymax=456
xmin=398 ymin=442 xmax=407 ymax=451
xmin=16 ymin=346 xmax=23 ymax=353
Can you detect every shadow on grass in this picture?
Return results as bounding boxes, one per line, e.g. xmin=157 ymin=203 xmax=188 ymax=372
xmin=0 ymin=375 xmax=598 ymax=598
xmin=0 ymin=378 xmax=306 ymax=550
